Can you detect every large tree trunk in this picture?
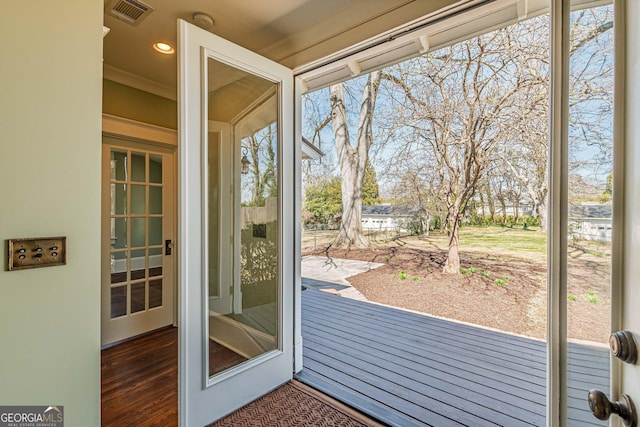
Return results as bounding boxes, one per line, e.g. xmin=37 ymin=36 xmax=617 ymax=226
xmin=485 ymin=184 xmax=496 ymax=222
xmin=537 ymin=196 xmax=548 ymax=232
xmin=330 ymin=71 xmax=381 ymax=249
xmin=333 ymin=162 xmax=369 ymax=247
xmin=443 ymin=208 xmax=462 ymax=274
xmin=498 ymin=195 xmax=507 ymax=224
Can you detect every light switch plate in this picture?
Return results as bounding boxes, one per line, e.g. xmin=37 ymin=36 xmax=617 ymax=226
xmin=7 ymin=237 xmax=66 ymax=271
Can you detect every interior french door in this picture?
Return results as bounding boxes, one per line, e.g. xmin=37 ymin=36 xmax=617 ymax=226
xmin=101 ymin=136 xmax=175 ymax=346
xmin=178 ymin=19 xmax=295 ymax=426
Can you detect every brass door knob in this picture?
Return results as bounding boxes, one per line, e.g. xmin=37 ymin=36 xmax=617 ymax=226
xmin=588 ymin=389 xmax=637 ymax=427
xmin=610 ymin=331 xmax=638 ymax=364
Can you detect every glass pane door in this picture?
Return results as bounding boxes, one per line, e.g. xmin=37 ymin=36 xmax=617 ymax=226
xmin=109 ymin=149 xmax=164 ymax=318
xmin=179 ymin=19 xmax=294 ymax=426
xmin=102 ymin=140 xmax=174 ymax=346
xmin=566 ymin=2 xmax=614 ymax=425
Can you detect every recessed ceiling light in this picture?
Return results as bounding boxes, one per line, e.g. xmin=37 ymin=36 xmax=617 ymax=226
xmin=153 ymin=42 xmax=175 ymax=54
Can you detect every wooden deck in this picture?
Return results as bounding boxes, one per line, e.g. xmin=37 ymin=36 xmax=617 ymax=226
xmin=296 ymin=286 xmax=609 ymax=427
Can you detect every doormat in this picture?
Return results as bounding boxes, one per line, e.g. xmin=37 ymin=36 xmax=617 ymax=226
xmin=209 ymin=381 xmax=381 ymax=427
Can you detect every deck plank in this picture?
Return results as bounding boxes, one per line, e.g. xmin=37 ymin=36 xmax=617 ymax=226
xmin=302 ymin=318 xmax=546 ymax=404
xmin=297 ymin=286 xmax=609 ymax=427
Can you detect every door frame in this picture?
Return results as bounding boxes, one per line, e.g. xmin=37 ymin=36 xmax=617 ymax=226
xmin=101 ymin=113 xmax=179 ymax=342
xmin=295 ymin=1 xmax=621 ymax=426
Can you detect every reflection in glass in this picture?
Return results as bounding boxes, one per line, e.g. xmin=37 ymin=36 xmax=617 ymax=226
xmin=149 ymin=186 xmax=162 ymax=214
xmin=566 ymin=3 xmax=613 ymax=424
xmin=149 ymin=154 xmax=163 ymax=183
xmin=131 ymin=218 xmax=146 ymax=247
xmin=110 ymin=286 xmax=127 ymax=318
xmin=149 ymin=247 xmax=163 ymax=277
xmin=149 ymin=218 xmax=162 ymax=246
xmin=149 ymin=279 xmax=163 ymax=308
xmin=110 ymin=150 xmax=127 ymax=181
xmin=110 ymin=251 xmax=127 ymax=284
xmin=111 ymin=183 xmax=127 ymax=215
xmin=208 ymin=131 xmax=221 ymax=299
xmin=131 ymin=282 xmax=146 ymax=313
xmin=131 ymin=185 xmax=146 ymax=215
xmin=131 ymin=152 xmax=146 ymax=182
xmin=111 ymin=218 xmax=127 ymax=250
xmin=131 ymin=249 xmax=146 ymax=280
xmin=206 ymin=56 xmax=280 ymax=378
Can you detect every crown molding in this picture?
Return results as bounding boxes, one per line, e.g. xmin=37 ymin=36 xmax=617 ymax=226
xmin=103 ymin=64 xmax=176 ymax=101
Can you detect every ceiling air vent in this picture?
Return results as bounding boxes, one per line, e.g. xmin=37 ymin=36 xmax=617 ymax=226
xmin=106 ymin=0 xmax=154 ymax=26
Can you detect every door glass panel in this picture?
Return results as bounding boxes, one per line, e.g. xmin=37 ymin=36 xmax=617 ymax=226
xmin=110 ymin=285 xmax=127 ymax=318
xmin=206 ymin=56 xmax=280 ymax=379
xmin=110 ymin=251 xmax=127 ymax=283
xmin=131 ymin=282 xmax=146 ymax=313
xmin=566 ymin=3 xmax=613 ymax=424
xmin=110 ymin=150 xmax=127 ymax=181
xmin=149 ymin=154 xmax=163 ymax=183
xmin=131 ymin=249 xmax=146 ymax=280
xmin=111 ymin=183 xmax=127 ymax=215
xmin=149 ymin=218 xmax=162 ymax=246
xmin=149 ymin=186 xmax=162 ymax=214
xmin=149 ymin=279 xmax=163 ymax=308
xmin=131 ymin=218 xmax=146 ymax=247
xmin=111 ymin=218 xmax=127 ymax=250
xmin=131 ymin=152 xmax=146 ymax=182
xmin=149 ymin=247 xmax=163 ymax=277
xmin=131 ymin=185 xmax=146 ymax=214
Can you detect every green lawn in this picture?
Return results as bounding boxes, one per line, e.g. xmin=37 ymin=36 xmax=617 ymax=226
xmin=303 ymin=225 xmax=549 ymax=260
xmin=422 ymin=225 xmax=548 ymax=259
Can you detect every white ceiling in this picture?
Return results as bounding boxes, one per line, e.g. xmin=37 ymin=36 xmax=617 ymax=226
xmin=102 ymin=0 xmax=462 ymax=98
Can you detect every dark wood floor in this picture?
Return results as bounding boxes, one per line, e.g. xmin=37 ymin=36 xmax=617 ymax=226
xmin=101 ymin=327 xmax=178 ymax=427
xmin=101 ymin=327 xmax=251 ymax=426
xmin=209 ymin=339 xmax=248 ymax=376
xmin=296 ymin=286 xmax=610 ymax=427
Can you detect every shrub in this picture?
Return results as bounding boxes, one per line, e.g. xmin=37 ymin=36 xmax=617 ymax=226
xmin=584 ymin=290 xmax=599 ymax=304
xmin=494 ymin=276 xmax=509 ymax=287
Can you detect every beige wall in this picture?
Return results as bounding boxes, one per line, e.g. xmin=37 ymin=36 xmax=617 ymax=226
xmin=103 ymin=80 xmax=177 ymax=129
xmin=0 ymin=1 xmax=103 ymax=425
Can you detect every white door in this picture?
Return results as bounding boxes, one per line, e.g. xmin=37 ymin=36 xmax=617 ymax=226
xmin=178 ymin=19 xmax=295 ymax=426
xmin=579 ymin=0 xmax=638 ymax=425
xmin=101 ymin=137 xmax=175 ymax=346
xmin=618 ymin=0 xmax=640 ymax=422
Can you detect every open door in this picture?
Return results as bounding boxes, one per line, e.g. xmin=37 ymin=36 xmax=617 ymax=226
xmin=584 ymin=1 xmax=639 ymax=426
xmin=178 ymin=19 xmax=295 ymax=426
xmin=616 ymin=0 xmax=640 ymax=423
